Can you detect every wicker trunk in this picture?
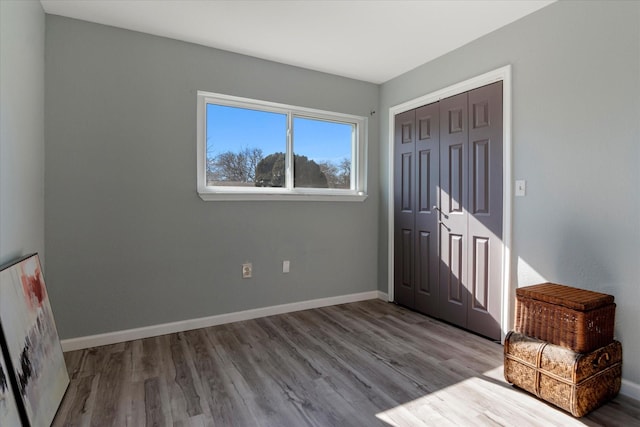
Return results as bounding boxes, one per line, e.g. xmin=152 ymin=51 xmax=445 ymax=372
xmin=515 ymin=283 xmax=616 ymax=353
xmin=504 ymin=331 xmax=621 ymax=417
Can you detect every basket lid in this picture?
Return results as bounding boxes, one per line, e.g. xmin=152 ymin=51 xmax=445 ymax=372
xmin=516 ymin=283 xmax=614 ymax=311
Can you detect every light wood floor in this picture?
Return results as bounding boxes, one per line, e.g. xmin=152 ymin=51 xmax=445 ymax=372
xmin=52 ymin=300 xmax=640 ymax=426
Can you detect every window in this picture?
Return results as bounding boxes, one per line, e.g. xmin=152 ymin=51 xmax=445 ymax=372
xmin=197 ymin=91 xmax=367 ymax=201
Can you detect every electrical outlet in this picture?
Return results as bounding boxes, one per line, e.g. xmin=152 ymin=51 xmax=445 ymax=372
xmin=242 ymin=262 xmax=252 ymax=279
xmin=283 ymin=260 xmax=290 ymax=273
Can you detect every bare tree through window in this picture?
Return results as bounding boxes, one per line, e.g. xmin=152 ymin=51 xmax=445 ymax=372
xmin=207 ymin=147 xmax=264 ymax=186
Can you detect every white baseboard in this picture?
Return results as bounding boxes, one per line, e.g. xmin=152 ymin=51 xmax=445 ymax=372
xmin=60 ymin=290 xmax=381 ymax=352
xmin=621 ymin=379 xmax=640 ymax=401
xmin=377 ymin=290 xmax=389 ymax=301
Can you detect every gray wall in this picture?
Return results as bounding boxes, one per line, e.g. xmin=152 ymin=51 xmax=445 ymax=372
xmin=379 ymin=1 xmax=640 ymax=385
xmin=0 ymin=0 xmax=45 ymax=267
xmin=45 ymin=16 xmax=379 ymax=339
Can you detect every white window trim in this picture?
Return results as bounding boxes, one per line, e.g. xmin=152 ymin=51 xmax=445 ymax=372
xmin=197 ymin=91 xmax=368 ymax=202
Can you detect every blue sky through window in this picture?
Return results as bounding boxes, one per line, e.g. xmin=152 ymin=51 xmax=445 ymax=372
xmin=206 ymin=104 xmax=286 ymax=158
xmin=206 ymin=104 xmax=352 ymax=164
xmin=293 ymin=117 xmax=352 ymax=164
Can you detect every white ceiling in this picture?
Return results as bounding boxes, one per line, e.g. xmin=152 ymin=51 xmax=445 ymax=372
xmin=40 ymin=0 xmax=554 ymax=84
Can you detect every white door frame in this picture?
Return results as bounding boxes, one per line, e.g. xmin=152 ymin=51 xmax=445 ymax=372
xmin=387 ymin=65 xmax=513 ymax=340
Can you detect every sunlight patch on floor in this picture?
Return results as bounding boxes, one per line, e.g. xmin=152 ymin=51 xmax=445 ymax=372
xmin=375 ymin=367 xmax=586 ymax=427
xmin=375 ymin=367 xmax=503 ymax=426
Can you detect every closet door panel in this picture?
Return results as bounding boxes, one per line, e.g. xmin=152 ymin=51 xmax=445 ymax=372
xmin=394 ymin=109 xmax=416 ymax=308
xmin=466 ymin=81 xmax=503 ymax=341
xmin=438 ymin=92 xmax=469 ymax=328
xmin=414 ymin=103 xmax=440 ymax=316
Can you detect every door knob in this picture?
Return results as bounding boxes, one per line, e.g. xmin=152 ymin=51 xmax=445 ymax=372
xmin=439 ymin=221 xmax=451 ymax=231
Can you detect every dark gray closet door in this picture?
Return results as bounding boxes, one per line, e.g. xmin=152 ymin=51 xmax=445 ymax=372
xmin=394 ymin=81 xmax=503 ymax=341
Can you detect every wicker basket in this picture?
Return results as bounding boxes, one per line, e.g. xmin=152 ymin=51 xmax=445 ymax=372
xmin=504 ymin=331 xmax=622 ymax=417
xmin=515 ymin=283 xmax=615 ymax=353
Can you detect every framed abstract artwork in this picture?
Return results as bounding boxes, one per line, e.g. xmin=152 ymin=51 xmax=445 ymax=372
xmin=0 ymin=253 xmax=69 ymax=427
xmin=0 ymin=352 xmax=22 ymax=427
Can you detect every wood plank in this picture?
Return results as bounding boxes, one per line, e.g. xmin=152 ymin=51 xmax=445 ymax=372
xmin=182 ymin=329 xmax=254 ymax=426
xmin=88 ymin=351 xmax=125 ymax=426
xmin=144 ymin=377 xmax=166 ymax=427
xmin=169 ymin=333 xmax=203 ymax=418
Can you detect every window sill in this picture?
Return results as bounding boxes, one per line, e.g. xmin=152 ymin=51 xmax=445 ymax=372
xmin=197 ymin=190 xmax=368 ymax=202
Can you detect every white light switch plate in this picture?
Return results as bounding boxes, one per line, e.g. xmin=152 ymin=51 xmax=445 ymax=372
xmin=515 ymin=180 xmax=526 ymax=197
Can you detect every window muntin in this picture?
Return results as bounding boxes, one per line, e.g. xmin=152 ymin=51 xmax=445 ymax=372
xmin=197 ymin=91 xmax=367 ymax=201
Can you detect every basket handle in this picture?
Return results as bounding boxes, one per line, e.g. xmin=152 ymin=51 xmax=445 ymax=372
xmin=592 ymin=352 xmax=610 ymax=368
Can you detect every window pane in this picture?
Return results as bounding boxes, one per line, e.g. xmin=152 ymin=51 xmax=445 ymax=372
xmin=206 ymin=104 xmax=287 ymax=187
xmin=292 ymin=117 xmax=353 ymax=189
